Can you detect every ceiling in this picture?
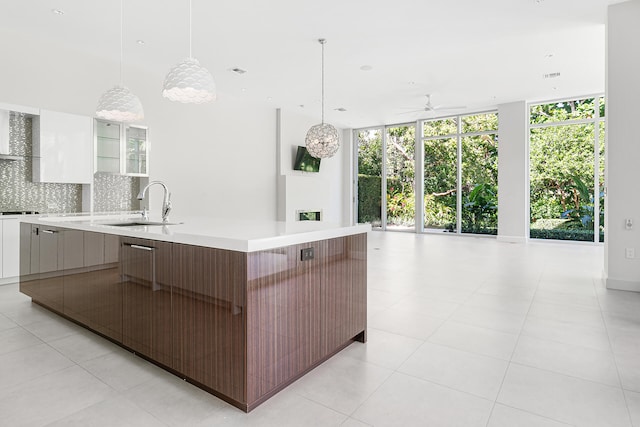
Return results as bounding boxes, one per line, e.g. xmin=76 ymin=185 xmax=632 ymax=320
xmin=0 ymin=0 xmax=622 ymax=128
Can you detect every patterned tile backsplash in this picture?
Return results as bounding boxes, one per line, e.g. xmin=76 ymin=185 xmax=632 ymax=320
xmin=0 ymin=113 xmax=141 ymax=213
xmin=0 ymin=114 xmax=82 ymax=213
xmin=93 ymin=173 xmax=141 ymax=212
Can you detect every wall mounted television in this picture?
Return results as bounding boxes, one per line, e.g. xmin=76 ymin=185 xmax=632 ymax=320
xmin=293 ymin=146 xmax=321 ymax=172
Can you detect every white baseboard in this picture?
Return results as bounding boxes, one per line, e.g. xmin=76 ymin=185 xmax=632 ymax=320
xmin=606 ymin=277 xmax=640 ymax=292
xmin=497 ymin=235 xmax=527 ymax=244
xmin=0 ymin=276 xmax=18 ymax=286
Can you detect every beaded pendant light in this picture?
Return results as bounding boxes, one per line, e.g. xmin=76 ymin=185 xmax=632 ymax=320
xmin=305 ymin=39 xmax=339 ymax=159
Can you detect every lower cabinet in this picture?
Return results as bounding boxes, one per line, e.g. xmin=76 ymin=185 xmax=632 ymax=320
xmin=62 ymin=231 xmax=122 ymax=342
xmin=172 ymin=244 xmax=246 ymax=403
xmin=90 ymin=233 xmax=122 ymax=342
xmin=19 ymin=224 xmax=64 ymax=312
xmin=19 ymin=224 xmax=367 ymax=412
xmin=245 ymin=234 xmax=367 ymax=406
xmin=38 ymin=226 xmax=65 ymax=312
xmin=121 ymin=237 xmax=173 ymax=366
xmin=90 ymin=234 xmax=122 ymax=342
xmin=323 ymin=235 xmax=367 ymax=353
xmin=62 ymin=229 xmax=89 ymax=324
xmin=1 ymin=218 xmax=20 ymax=279
xmin=246 ymin=241 xmax=323 ymax=404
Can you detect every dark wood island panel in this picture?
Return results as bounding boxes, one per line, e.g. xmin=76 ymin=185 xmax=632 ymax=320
xmin=245 ymin=234 xmax=367 ymax=408
xmin=19 ymin=222 xmax=367 ymax=412
xmin=171 ymin=243 xmax=247 ymax=404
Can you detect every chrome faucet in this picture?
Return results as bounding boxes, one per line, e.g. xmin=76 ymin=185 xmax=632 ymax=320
xmin=137 ymin=181 xmax=172 ymax=223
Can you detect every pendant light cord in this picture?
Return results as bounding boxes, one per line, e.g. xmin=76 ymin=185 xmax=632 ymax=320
xmin=320 ymin=39 xmax=326 ymax=124
xmin=119 ymin=0 xmax=123 ymax=85
xmin=189 ymin=0 xmax=193 ymax=59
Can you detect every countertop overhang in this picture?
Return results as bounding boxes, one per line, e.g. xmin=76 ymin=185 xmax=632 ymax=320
xmin=22 ymin=214 xmax=371 ymax=252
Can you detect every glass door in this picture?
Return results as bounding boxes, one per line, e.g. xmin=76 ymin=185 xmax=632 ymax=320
xmin=385 ymin=125 xmax=415 ymax=231
xmin=423 ymin=118 xmax=458 ymax=232
xmin=356 ymin=128 xmax=383 ymax=229
xmin=355 ymin=125 xmax=416 ymax=231
xmin=461 ymin=114 xmax=498 ymax=235
xmin=529 ymin=97 xmax=604 ymax=242
xmin=95 ymin=120 xmax=121 ymax=174
xmin=125 ymin=126 xmax=148 ymax=176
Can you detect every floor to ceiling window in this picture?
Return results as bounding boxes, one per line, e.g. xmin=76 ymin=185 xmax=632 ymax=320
xmin=460 ymin=114 xmax=499 ymax=234
xmin=422 ymin=118 xmax=458 ymax=232
xmin=421 ymin=112 xmax=498 ymax=235
xmin=385 ymin=125 xmax=416 ymax=231
xmin=356 ymin=128 xmax=383 ymax=230
xmin=355 ymin=125 xmax=416 ymax=231
xmin=529 ymin=96 xmax=605 ymax=242
xmin=356 ymin=112 xmax=498 ymax=236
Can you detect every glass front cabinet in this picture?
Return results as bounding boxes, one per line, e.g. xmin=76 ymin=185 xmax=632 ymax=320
xmin=95 ymin=119 xmax=148 ymax=176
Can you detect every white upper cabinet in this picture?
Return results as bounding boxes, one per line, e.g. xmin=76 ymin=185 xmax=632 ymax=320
xmin=0 ymin=110 xmax=9 ymax=155
xmin=33 ymin=109 xmax=93 ymax=184
xmin=0 ymin=103 xmax=38 ymax=158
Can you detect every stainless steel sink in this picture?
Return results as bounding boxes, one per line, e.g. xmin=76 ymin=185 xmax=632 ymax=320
xmin=104 ymin=221 xmax=182 ymax=227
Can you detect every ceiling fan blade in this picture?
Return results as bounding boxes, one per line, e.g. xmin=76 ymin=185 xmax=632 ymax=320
xmin=433 ymin=105 xmax=467 ymax=111
xmin=399 ymin=109 xmax=426 ymax=114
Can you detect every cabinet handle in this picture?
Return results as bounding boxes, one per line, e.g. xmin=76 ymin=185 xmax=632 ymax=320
xmin=41 ymin=229 xmax=57 ymax=234
xmin=128 ymin=244 xmax=155 ymax=251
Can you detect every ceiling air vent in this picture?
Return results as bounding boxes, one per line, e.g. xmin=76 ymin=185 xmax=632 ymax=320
xmin=334 ymin=107 xmax=347 ymax=112
xmin=543 ymin=72 xmax=561 ymax=79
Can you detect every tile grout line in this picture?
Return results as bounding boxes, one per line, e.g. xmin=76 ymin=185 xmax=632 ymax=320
xmin=594 ymin=276 xmax=636 ymax=427
xmin=347 ymin=245 xmax=471 ymax=423
xmin=483 ymin=256 xmax=547 ymax=427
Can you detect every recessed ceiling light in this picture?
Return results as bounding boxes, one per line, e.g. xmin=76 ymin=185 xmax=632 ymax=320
xmin=544 ymin=53 xmax=554 ymax=59
xmin=241 ymin=88 xmax=247 ymax=92
xmin=136 ymin=40 xmax=145 ymax=45
xmin=360 ymin=65 xmax=373 ymax=71
xmin=267 ymin=97 xmax=273 ymax=101
xmin=334 ymin=107 xmax=347 ymax=112
xmin=230 ymin=67 xmax=247 ymax=75
xmin=51 ymin=8 xmax=65 ymax=15
xmin=408 ymin=81 xmax=416 ymax=85
xmin=299 ymin=104 xmax=305 ymax=108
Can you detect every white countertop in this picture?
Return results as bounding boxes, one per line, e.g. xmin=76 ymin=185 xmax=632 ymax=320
xmin=0 ymin=214 xmax=40 ymax=219
xmin=23 ymin=214 xmax=371 ymax=252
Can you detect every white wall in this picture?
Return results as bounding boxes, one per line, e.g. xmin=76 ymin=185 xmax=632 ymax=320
xmin=0 ymin=29 xmax=277 ymax=221
xmin=497 ymin=101 xmax=529 ymax=243
xmin=276 ymin=108 xmax=347 ymax=224
xmin=604 ymin=0 xmax=640 ymax=291
xmin=341 ymin=128 xmax=355 ymax=225
xmin=141 ymin=94 xmax=277 ymax=220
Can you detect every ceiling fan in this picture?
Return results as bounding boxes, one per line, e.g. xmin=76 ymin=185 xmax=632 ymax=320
xmin=400 ymin=94 xmax=466 ymax=115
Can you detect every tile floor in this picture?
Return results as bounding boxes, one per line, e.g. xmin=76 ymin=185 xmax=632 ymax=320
xmin=1 ymin=231 xmax=640 ymax=426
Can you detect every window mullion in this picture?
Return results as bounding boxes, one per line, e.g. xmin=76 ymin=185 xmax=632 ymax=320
xmin=416 ymin=121 xmax=425 ymax=233
xmin=456 ymin=119 xmax=462 ymax=234
xmin=594 ymin=99 xmax=601 ymax=243
xmin=381 ymin=127 xmax=388 ymax=230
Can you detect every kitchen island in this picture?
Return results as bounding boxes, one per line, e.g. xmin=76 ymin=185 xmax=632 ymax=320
xmin=19 ymin=215 xmax=369 ymax=412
